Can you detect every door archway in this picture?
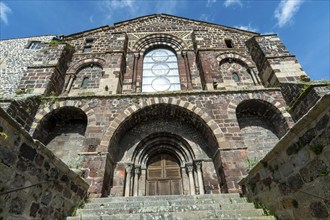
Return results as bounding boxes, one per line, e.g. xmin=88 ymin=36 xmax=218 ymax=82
xmin=146 ymin=152 xmax=182 ymax=196
xmin=102 ymin=103 xmax=225 ymax=197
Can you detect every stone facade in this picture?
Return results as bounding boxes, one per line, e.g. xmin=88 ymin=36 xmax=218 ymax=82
xmin=0 ymin=14 xmax=329 ymax=219
xmin=0 ymin=36 xmax=55 ymax=98
xmin=0 ymin=107 xmax=88 ymax=219
xmin=239 ymin=94 xmax=330 ymax=219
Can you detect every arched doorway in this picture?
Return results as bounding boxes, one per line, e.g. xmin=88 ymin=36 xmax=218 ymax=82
xmin=102 ymin=104 xmax=224 ymax=197
xmin=147 ymin=153 xmax=182 ymax=196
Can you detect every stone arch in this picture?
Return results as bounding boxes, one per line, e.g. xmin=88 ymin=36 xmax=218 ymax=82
xmin=67 ymin=58 xmax=106 ymax=74
xmin=100 ymin=97 xmax=223 ymax=153
xmin=227 ymin=94 xmax=292 ymax=136
xmin=31 ymin=100 xmax=96 ymax=136
xmin=132 ymin=132 xmax=196 ymax=169
xmin=101 ymin=97 xmax=225 ymax=196
xmin=133 ymin=33 xmax=188 ymax=53
xmin=216 ymin=52 xmax=255 ymax=68
xmin=32 ymin=105 xmax=90 ymax=164
xmin=229 ymin=96 xmax=292 ymax=160
xmin=215 ymin=53 xmax=261 ymax=87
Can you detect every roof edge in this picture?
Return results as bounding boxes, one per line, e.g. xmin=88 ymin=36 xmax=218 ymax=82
xmin=114 ymin=13 xmax=260 ymax=35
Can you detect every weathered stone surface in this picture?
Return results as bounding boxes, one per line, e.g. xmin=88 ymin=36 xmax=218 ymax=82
xmin=239 ymin=95 xmax=330 ymax=220
xmin=9 ymin=197 xmax=25 ymax=215
xmin=29 ymin=202 xmax=39 ymax=217
xmin=0 ymin=145 xmax=17 ymax=166
xmin=20 ymin=143 xmax=37 ymax=161
xmin=299 ymin=159 xmax=329 ymax=183
xmin=310 ymin=201 xmax=329 ymax=218
xmin=1 ymin=14 xmax=329 ymax=220
xmin=0 ymin=107 xmax=89 ymax=219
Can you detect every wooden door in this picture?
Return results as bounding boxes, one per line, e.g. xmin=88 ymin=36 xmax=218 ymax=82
xmin=146 ymin=153 xmax=182 ymax=195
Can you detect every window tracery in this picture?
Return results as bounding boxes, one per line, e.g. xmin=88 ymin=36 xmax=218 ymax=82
xmin=142 ymin=48 xmax=181 ymax=92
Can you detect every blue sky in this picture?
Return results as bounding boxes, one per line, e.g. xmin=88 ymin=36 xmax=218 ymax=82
xmin=0 ymin=0 xmax=329 ymax=80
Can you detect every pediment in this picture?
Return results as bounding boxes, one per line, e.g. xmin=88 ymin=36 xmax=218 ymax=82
xmin=113 ymin=14 xmax=258 ymax=35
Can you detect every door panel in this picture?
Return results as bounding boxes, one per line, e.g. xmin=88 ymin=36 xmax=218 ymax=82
xmin=158 ymin=180 xmax=171 ymax=195
xmin=146 ymin=153 xmax=182 ymax=195
xmin=171 ymin=180 xmax=182 ymax=195
xmin=147 ymin=181 xmax=157 ymax=196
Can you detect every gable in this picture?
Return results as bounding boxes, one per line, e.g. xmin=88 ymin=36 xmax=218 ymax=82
xmin=114 ymin=14 xmax=258 ymax=35
xmin=64 ymin=14 xmax=259 ymax=53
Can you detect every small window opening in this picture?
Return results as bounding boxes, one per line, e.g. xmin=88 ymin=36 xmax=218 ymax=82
xmin=85 ymin=37 xmax=94 ymax=44
xmin=81 ymin=77 xmax=89 ymax=88
xmin=225 ymin=39 xmax=233 ymax=48
xmin=83 ymin=46 xmax=92 ymax=53
xmin=28 ymin=41 xmax=43 ymax=49
xmin=232 ymin=72 xmax=240 ymax=82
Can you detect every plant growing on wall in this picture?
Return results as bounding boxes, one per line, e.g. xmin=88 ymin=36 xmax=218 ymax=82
xmin=0 ymin=132 xmax=8 ymax=140
xmin=247 ymin=157 xmax=258 ymax=171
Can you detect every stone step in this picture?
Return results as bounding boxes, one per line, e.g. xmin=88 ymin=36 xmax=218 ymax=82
xmin=66 ymin=194 xmax=275 ymax=220
xmin=204 ymin=217 xmax=276 ymax=220
xmin=85 ymin=197 xmax=249 ymax=209
xmin=69 ymin=209 xmax=266 ymax=220
xmin=78 ymin=203 xmax=255 ymax=215
xmin=89 ymin=193 xmax=244 ymax=204
xmin=67 ymin=216 xmax=275 ymax=220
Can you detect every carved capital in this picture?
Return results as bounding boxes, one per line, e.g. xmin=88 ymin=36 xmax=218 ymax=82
xmin=134 ymin=166 xmax=141 ymax=175
xmin=195 ymin=161 xmax=203 ymax=170
xmin=125 ymin=163 xmax=133 ymax=173
xmin=186 ymin=163 xmax=194 ymax=173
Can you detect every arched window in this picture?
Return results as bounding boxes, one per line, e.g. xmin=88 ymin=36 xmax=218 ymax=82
xmin=142 ymin=48 xmax=181 ymax=92
xmin=232 ymin=72 xmax=240 ymax=82
xmin=81 ymin=77 xmax=89 ymax=88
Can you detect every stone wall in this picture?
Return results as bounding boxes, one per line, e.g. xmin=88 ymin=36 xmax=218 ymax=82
xmin=64 ymin=14 xmax=260 ymax=95
xmin=28 ymin=89 xmax=292 ymax=195
xmin=246 ymin=35 xmax=308 ymax=87
xmin=0 ymin=107 xmax=89 ymax=219
xmin=0 ymin=36 xmax=54 ymax=98
xmin=280 ymin=82 xmax=330 ymax=121
xmin=239 ymin=94 xmax=330 ymax=220
xmin=18 ymin=43 xmax=74 ymax=96
xmin=0 ymin=96 xmax=40 ymax=131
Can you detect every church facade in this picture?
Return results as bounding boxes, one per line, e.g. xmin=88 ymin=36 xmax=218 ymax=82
xmin=0 ymin=14 xmax=315 ymax=198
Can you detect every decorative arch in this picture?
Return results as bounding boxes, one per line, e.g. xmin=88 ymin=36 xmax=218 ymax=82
xmin=31 ymin=105 xmax=89 ymax=164
xmin=101 ymin=97 xmax=225 ymax=196
xmin=100 ymin=97 xmax=223 ymax=154
xmin=132 ymin=132 xmax=195 ymax=169
xmin=67 ymin=58 xmax=106 ymax=74
xmin=133 ymin=33 xmax=187 ymax=53
xmin=227 ymin=94 xmax=292 ymax=135
xmin=216 ymin=52 xmax=255 ymax=68
xmin=31 ymin=100 xmax=97 ymax=136
xmin=237 ymin=99 xmax=288 ymax=137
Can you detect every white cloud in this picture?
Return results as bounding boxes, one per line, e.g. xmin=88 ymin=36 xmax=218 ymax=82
xmin=234 ymin=24 xmax=258 ymax=32
xmin=199 ymin=14 xmax=210 ymax=22
xmin=108 ymin=0 xmax=135 ymax=10
xmin=224 ymin=0 xmax=242 ymax=8
xmin=98 ymin=0 xmax=138 ymax=23
xmin=0 ymin=2 xmax=12 ymax=25
xmin=274 ymin=0 xmax=304 ymax=27
xmin=207 ymin=0 xmax=216 ymax=7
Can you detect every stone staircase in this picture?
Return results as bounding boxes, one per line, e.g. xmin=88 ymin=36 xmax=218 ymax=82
xmin=66 ymin=193 xmax=275 ymax=220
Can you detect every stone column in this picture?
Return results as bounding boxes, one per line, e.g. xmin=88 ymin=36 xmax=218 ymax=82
xmin=65 ymin=74 xmax=75 ymax=93
xmin=124 ymin=164 xmax=133 ymax=197
xmin=132 ymin=53 xmax=140 ymax=92
xmin=195 ymin=161 xmax=205 ymax=195
xmin=186 ymin=164 xmax=196 ymax=195
xmin=140 ymin=168 xmax=147 ymax=196
xmin=182 ymin=51 xmax=192 ymax=90
xmin=133 ymin=166 xmax=140 ymax=196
